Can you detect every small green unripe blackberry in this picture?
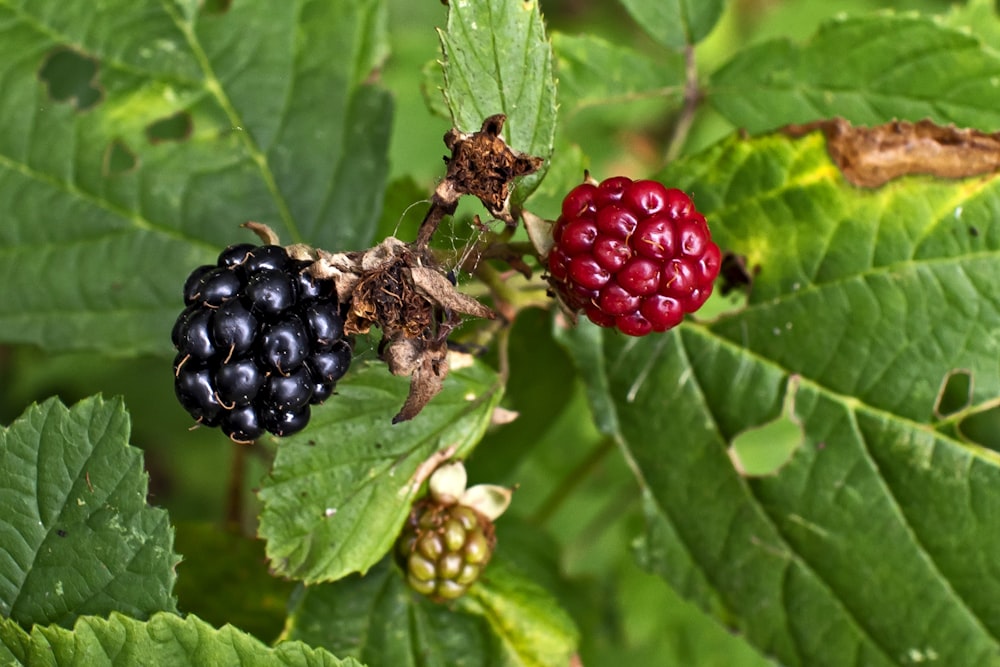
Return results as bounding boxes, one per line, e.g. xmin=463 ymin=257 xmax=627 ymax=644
xmin=397 ymin=499 xmax=497 ymax=602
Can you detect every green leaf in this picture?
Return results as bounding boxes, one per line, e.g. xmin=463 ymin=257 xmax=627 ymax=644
xmin=283 ymin=559 xmax=492 ymax=666
xmin=616 ymin=0 xmax=726 ymax=49
xmin=421 ymin=58 xmax=451 ymax=121
xmin=0 ymin=0 xmax=391 ymax=356
xmin=437 ymin=0 xmax=557 ymax=206
xmin=258 ymin=359 xmax=503 ymax=583
xmin=551 ymin=32 xmax=686 ymax=116
xmin=283 ymin=556 xmax=577 ymax=667
xmin=462 ymin=558 xmax=579 ymax=666
xmin=708 ymin=13 xmax=1000 ymax=134
xmin=728 ymin=377 xmax=804 ymax=476
xmin=0 ymin=612 xmax=364 ymax=666
xmin=559 ymin=131 xmax=1000 ymax=665
xmin=0 ymin=397 xmax=178 ymax=628
xmin=946 ymin=0 xmax=1000 ymax=51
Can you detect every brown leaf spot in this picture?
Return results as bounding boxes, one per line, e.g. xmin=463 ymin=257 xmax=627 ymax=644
xmin=719 ymin=252 xmax=756 ymax=296
xmin=784 ymin=118 xmax=1000 ymax=188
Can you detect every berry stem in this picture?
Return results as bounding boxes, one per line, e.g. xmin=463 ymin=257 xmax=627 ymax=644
xmin=472 ymin=262 xmax=520 ymax=323
xmin=414 ymin=199 xmax=457 ymax=249
xmin=665 ymin=44 xmax=702 ymax=163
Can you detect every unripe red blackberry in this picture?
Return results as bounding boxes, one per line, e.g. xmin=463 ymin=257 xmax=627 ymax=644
xmin=396 ymin=499 xmax=496 ymax=602
xmin=172 ymin=243 xmax=352 ymax=443
xmin=548 ymin=177 xmax=721 ymax=336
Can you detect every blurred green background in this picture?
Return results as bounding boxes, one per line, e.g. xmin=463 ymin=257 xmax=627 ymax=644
xmin=0 ymin=0 xmax=965 ymax=664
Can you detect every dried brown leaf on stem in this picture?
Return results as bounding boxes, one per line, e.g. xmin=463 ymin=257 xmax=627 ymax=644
xmin=307 ymin=237 xmax=495 ymax=423
xmin=784 ymin=118 xmax=1000 ymax=187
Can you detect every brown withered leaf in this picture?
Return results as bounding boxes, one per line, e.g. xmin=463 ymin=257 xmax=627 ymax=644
xmin=407 ymin=267 xmax=494 ymax=320
xmin=308 ymin=236 xmax=495 ymax=423
xmin=784 ymin=118 xmax=1000 ymax=188
xmin=391 ymin=340 xmax=450 ymax=424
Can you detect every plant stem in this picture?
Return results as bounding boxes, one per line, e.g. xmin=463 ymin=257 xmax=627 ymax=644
xmin=414 ymin=200 xmax=454 ymax=249
xmin=665 ymin=44 xmax=702 ymax=164
xmin=532 ymin=437 xmax=616 ymax=526
xmin=472 ymin=261 xmax=519 ymax=322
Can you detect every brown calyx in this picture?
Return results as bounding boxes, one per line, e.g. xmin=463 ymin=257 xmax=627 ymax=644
xmin=306 ymin=237 xmax=494 ymax=423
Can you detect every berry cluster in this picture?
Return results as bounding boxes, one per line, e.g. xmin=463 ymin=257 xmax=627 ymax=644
xmin=397 ymin=499 xmax=496 ymax=602
xmin=547 ymin=177 xmax=721 ymax=336
xmin=172 ymin=243 xmax=351 ymax=443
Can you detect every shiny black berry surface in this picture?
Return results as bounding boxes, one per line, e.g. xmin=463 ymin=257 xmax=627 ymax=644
xmin=171 ymin=242 xmax=351 ymax=442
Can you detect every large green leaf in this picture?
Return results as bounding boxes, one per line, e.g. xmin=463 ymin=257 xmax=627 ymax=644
xmin=0 ymin=612 xmax=364 ymax=666
xmin=258 ymin=358 xmax=503 ymax=583
xmin=558 ymin=131 xmax=1000 ymax=666
xmin=616 ymin=0 xmax=726 ymax=49
xmin=0 ymin=397 xmax=178 ymax=628
xmin=437 ymin=0 xmax=557 ymax=207
xmin=0 ymin=0 xmax=391 ymax=356
xmin=551 ymin=33 xmax=686 ymax=117
xmin=282 ymin=556 xmax=578 ymax=667
xmin=708 ymin=13 xmax=1000 ymax=134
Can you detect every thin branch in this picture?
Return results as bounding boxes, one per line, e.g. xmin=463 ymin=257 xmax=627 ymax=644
xmin=665 ymin=45 xmax=702 ymax=163
xmin=532 ymin=437 xmax=617 ymax=525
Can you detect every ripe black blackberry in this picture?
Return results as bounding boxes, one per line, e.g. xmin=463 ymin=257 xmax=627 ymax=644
xmin=172 ymin=243 xmax=352 ymax=443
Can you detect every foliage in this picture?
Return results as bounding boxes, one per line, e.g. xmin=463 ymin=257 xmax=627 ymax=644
xmin=2 ymin=0 xmax=1000 ymax=665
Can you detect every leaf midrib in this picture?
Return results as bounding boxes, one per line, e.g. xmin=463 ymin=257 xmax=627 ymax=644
xmin=161 ymin=1 xmax=302 ymax=243
xmin=689 ymin=321 xmax=1000 ymax=648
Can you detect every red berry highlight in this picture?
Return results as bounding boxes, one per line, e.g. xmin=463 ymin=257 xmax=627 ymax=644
xmin=547 ymin=176 xmax=721 ymax=336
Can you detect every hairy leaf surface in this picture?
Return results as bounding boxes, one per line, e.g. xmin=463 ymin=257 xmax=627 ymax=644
xmin=0 ymin=0 xmax=391 ymax=355
xmin=0 ymin=397 xmax=177 ymax=628
xmin=0 ymin=612 xmax=363 ymax=666
xmin=709 ymin=13 xmax=1000 ymax=133
xmin=258 ymin=359 xmax=503 ymax=583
